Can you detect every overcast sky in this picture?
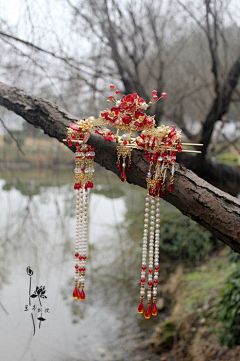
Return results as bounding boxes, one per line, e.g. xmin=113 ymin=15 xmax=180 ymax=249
xmin=0 ymin=0 xmax=239 ymax=135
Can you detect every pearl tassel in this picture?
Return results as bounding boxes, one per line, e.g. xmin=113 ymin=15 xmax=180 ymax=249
xmin=72 ymin=144 xmax=94 ymax=301
xmin=152 ymin=197 xmax=160 ymax=316
xmin=138 ymin=196 xmax=149 ymax=314
xmin=138 ymin=195 xmax=161 ymax=318
xmin=143 ymin=197 xmax=155 ymax=319
xmin=78 ymin=189 xmax=88 ymax=298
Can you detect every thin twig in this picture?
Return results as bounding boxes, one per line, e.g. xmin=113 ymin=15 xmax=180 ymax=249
xmin=0 ymin=116 xmax=25 ymax=155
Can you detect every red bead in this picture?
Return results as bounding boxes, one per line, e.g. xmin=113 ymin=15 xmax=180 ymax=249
xmin=138 ymin=300 xmax=144 ymax=314
xmin=141 ymin=278 xmax=145 ymax=284
xmin=117 ymin=163 xmax=121 ymax=171
xmin=115 ymin=90 xmax=120 ymax=94
xmin=122 ymin=115 xmax=131 ymax=125
xmin=152 ymin=301 xmax=158 ymax=316
xmin=177 ymin=147 xmax=182 ymax=153
xmin=81 ymin=167 xmax=85 ymax=172
xmin=142 ymin=266 xmax=146 ymax=271
xmin=144 ymin=305 xmax=151 ymax=319
xmin=68 ymin=140 xmax=73 ymax=146
xmin=123 ymin=140 xmax=127 ymax=146
xmin=74 ymin=183 xmax=81 ymax=190
xmin=83 ymin=256 xmax=87 ymax=261
xmin=154 ymin=280 xmax=158 ymax=285
xmin=72 ymin=286 xmax=78 ymax=299
xmin=110 ymin=84 xmax=115 ymax=89
xmin=168 ymin=183 xmax=174 ymax=192
xmin=162 ymin=92 xmax=167 ymax=98
xmin=75 ymin=265 xmax=79 ymax=270
xmin=120 ymin=169 xmax=127 ymax=182
xmin=80 ymin=288 xmax=86 ymax=301
xmin=109 ymin=95 xmax=114 ymax=100
xmin=77 ymin=288 xmax=81 ymax=300
xmin=153 ymin=96 xmax=158 ymax=101
xmin=149 ymin=268 xmax=153 ymax=274
xmin=75 ymin=253 xmax=79 ymax=258
xmin=160 ymin=189 xmax=166 ymax=197
xmin=152 ymin=90 xmax=157 ymax=95
xmin=72 ymin=133 xmax=76 ymax=139
xmin=148 ymin=282 xmax=153 ymax=287
xmin=155 ymin=266 xmax=159 ymax=271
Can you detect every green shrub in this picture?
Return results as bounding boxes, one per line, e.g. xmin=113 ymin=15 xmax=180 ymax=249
xmin=215 ymin=153 xmax=239 ymax=165
xmin=228 ymin=249 xmax=240 ymax=264
xmin=160 ymin=206 xmax=218 ymax=262
xmin=125 ymin=202 xmax=218 ymax=264
xmin=219 ymin=265 xmax=240 ymax=348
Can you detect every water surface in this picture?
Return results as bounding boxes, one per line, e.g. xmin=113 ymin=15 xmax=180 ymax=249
xmin=0 ymin=168 xmax=159 ymax=361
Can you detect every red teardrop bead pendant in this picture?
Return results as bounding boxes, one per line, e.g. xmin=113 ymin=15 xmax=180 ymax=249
xmin=120 ymin=169 xmax=127 ymax=182
xmin=138 ymin=300 xmax=144 ymax=314
xmin=80 ymin=288 xmax=86 ymax=301
xmin=144 ymin=305 xmax=151 ymax=319
xmin=77 ymin=288 xmax=81 ymax=300
xmin=152 ymin=301 xmax=158 ymax=316
xmin=72 ymin=286 xmax=78 ymax=299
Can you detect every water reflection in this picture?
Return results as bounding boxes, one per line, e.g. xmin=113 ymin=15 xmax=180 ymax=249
xmin=0 ymin=168 xmax=158 ymax=361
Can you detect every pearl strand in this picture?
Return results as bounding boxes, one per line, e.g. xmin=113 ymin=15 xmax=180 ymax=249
xmin=138 ymin=196 xmax=149 ymax=314
xmin=75 ymin=188 xmax=81 ymax=285
xmin=81 ymin=189 xmax=88 ymax=288
xmin=142 ymin=197 xmax=149 ymax=292
xmin=147 ymin=197 xmax=155 ymax=302
xmin=152 ymin=197 xmax=160 ymax=316
xmin=78 ymin=188 xmax=85 ymax=289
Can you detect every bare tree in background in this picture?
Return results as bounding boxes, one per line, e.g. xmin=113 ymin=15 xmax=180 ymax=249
xmin=0 ymin=0 xmax=240 ymax=195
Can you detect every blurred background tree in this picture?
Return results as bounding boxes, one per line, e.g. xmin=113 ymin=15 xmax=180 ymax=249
xmin=0 ymin=0 xmax=239 ymax=194
xmin=0 ymin=0 xmax=240 ymax=194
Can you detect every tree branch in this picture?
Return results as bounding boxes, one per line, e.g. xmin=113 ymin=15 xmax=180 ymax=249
xmin=0 ymin=116 xmax=25 ymax=155
xmin=0 ymin=82 xmax=239 ymax=252
xmin=199 ymin=54 xmax=240 ymax=156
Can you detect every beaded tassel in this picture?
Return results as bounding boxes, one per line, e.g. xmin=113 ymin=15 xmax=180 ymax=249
xmin=138 ymin=196 xmax=149 ymax=313
xmin=78 ymin=189 xmax=88 ymax=300
xmin=116 ymin=145 xmax=132 ymax=182
xmin=138 ymin=195 xmax=160 ymax=319
xmin=71 ymin=141 xmax=95 ymax=301
xmin=152 ymin=197 xmax=160 ymax=315
xmin=145 ymin=196 xmax=155 ymax=318
xmin=73 ymin=187 xmax=81 ymax=299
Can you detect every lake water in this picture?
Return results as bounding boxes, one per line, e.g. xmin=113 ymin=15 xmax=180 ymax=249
xmin=0 ymin=168 xmax=160 ymax=361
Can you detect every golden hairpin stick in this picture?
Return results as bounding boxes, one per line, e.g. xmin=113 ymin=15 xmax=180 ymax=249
xmin=117 ymin=138 xmax=203 ymax=154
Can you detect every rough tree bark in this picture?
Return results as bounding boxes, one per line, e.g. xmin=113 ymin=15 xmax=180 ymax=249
xmin=0 ymin=82 xmax=239 ymax=252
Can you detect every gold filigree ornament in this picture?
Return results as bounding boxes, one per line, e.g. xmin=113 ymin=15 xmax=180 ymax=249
xmin=96 ymin=85 xmax=168 ymax=181
xmin=64 ymin=118 xmax=95 ymax=301
xmin=63 ymin=85 xmax=203 ymax=320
